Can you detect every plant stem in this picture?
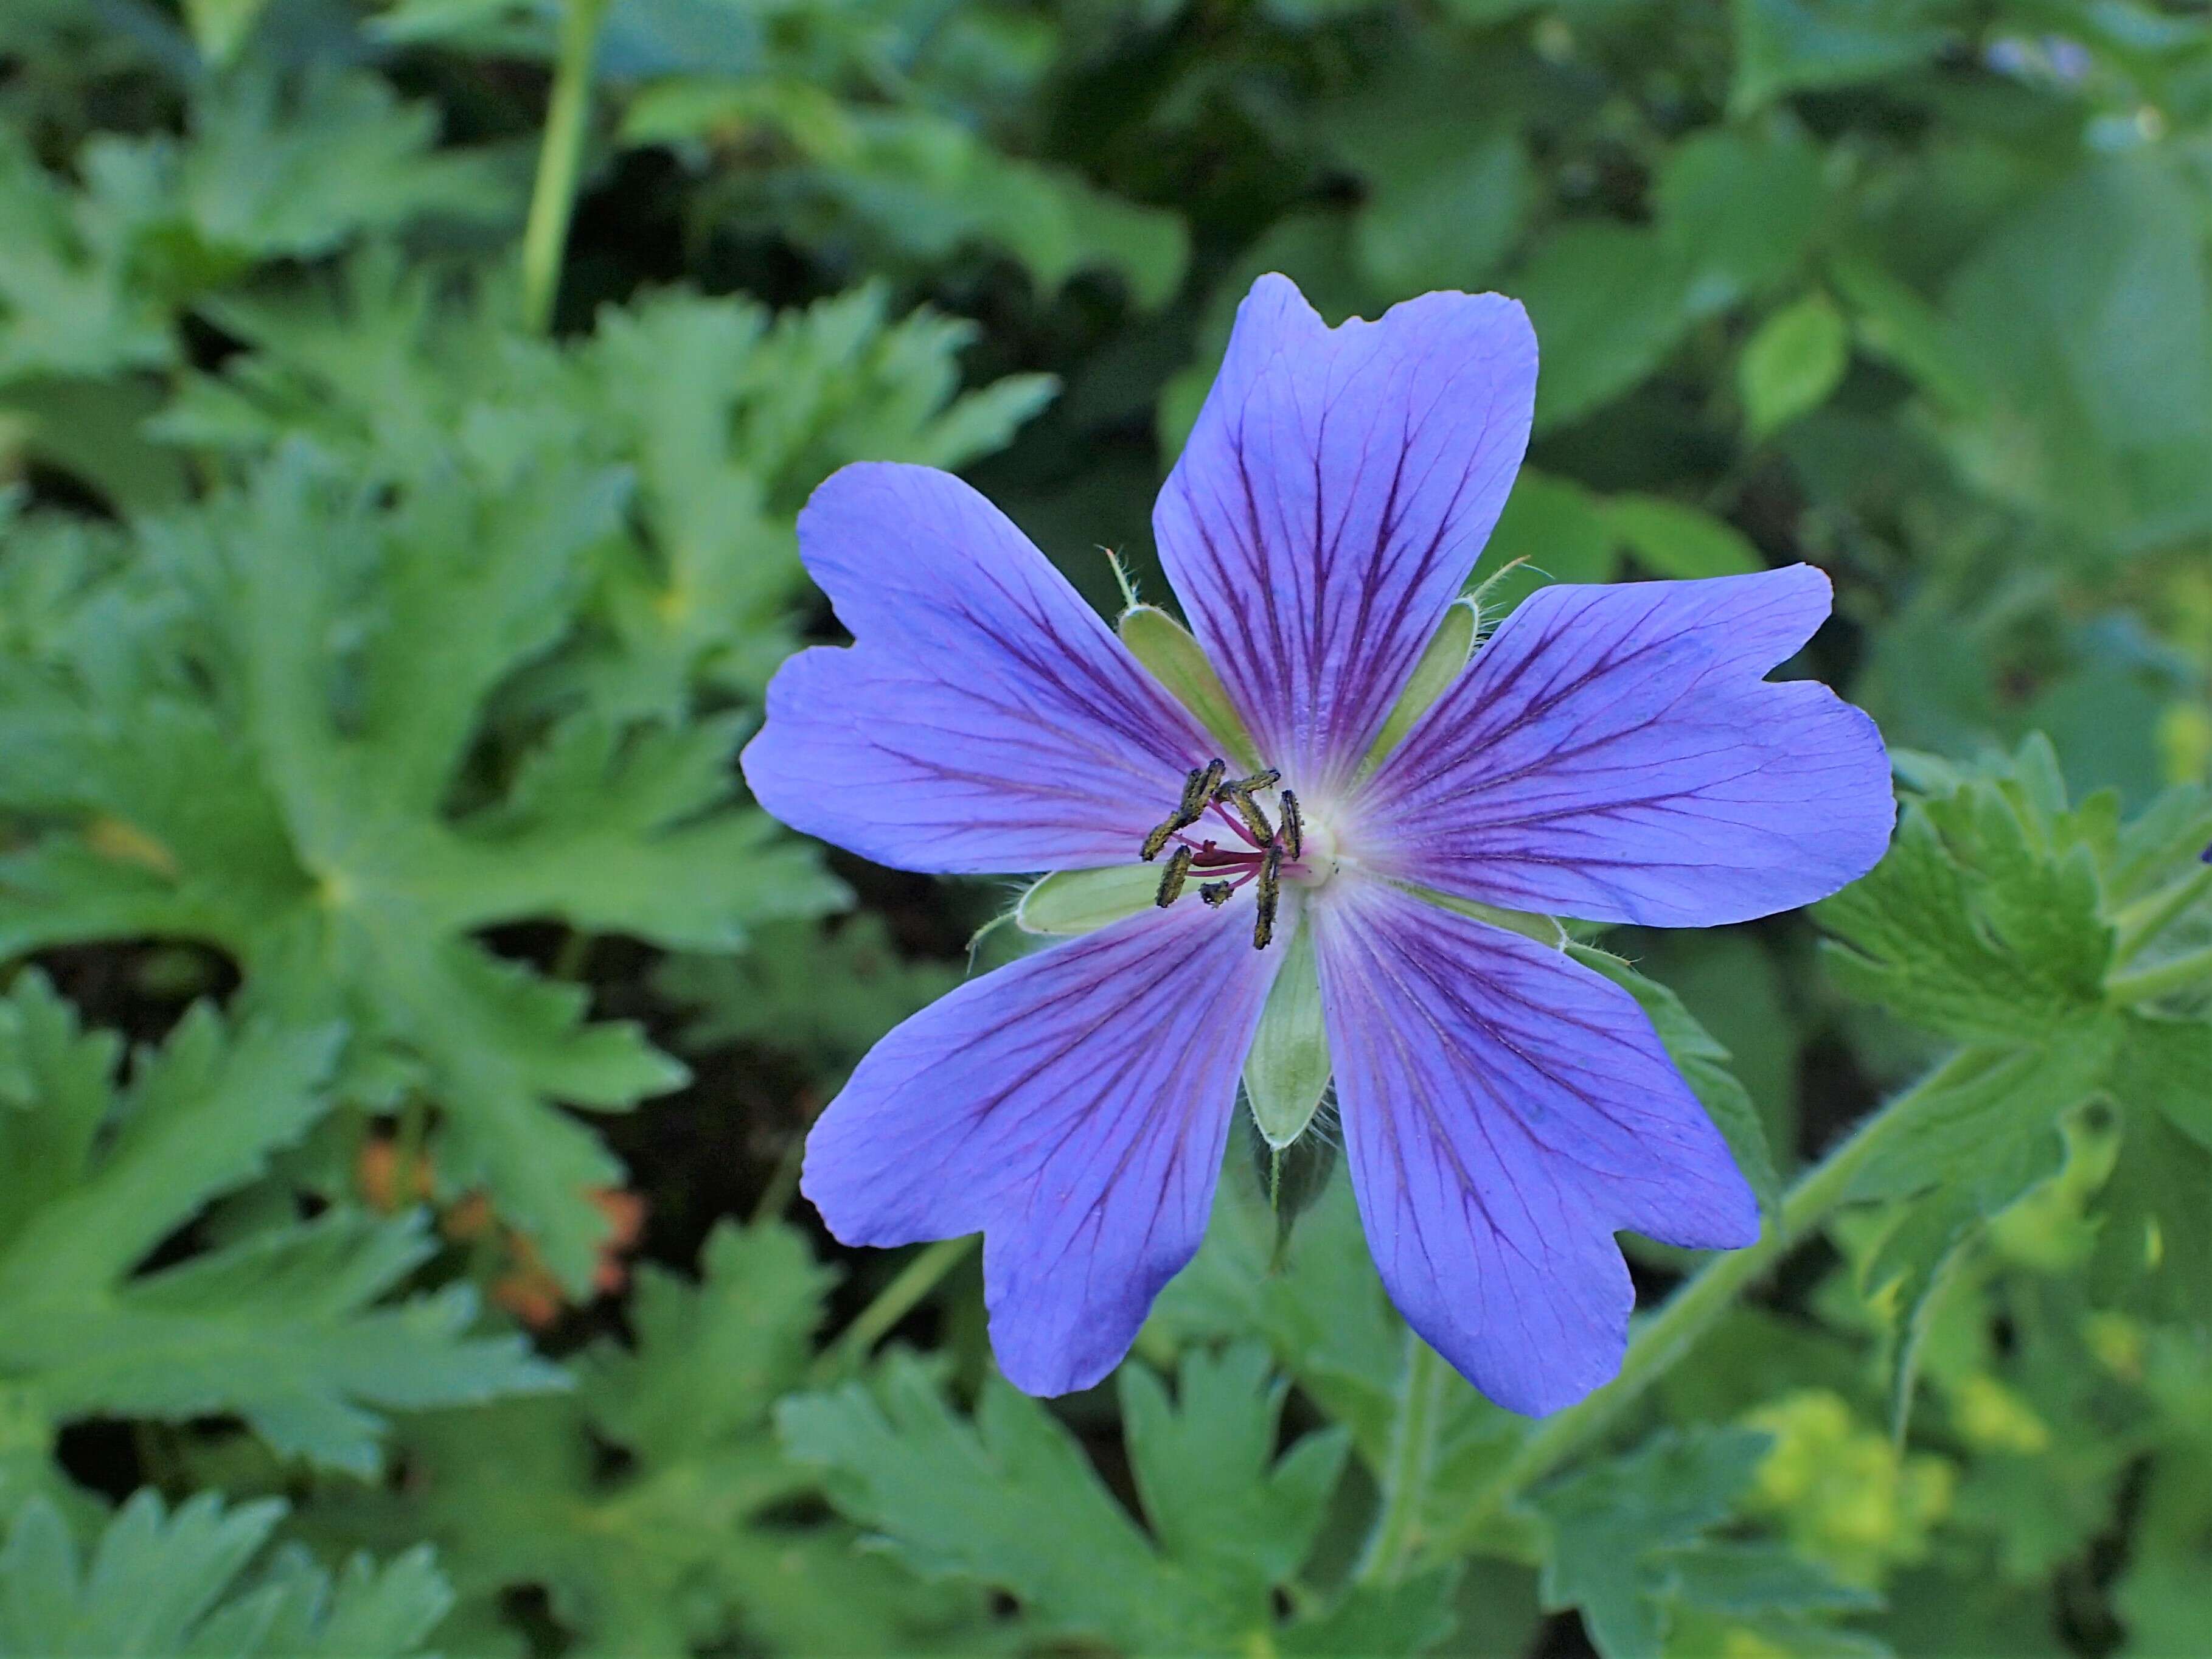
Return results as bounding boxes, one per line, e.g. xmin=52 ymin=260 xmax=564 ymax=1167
xmin=1418 ymin=1047 xmax=1987 ymax=1567
xmin=1356 ymin=1330 xmax=1451 ymax=1584
xmin=810 ymin=1235 xmax=976 ymax=1385
xmin=2113 ymin=863 xmax=2211 ymax=962
xmin=519 ymin=0 xmax=611 ymax=335
xmin=2107 ymin=944 xmax=2212 ymax=1006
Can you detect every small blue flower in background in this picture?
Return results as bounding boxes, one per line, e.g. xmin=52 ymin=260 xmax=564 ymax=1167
xmin=742 ymin=275 xmax=1895 ymax=1416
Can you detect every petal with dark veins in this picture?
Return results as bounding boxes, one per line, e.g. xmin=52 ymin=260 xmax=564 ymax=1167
xmin=743 ymin=462 xmax=1217 ymax=874
xmin=1154 ymin=275 xmax=1537 ymax=795
xmin=802 ymin=901 xmax=1280 ymax=1396
xmin=1311 ymin=882 xmax=1758 ymax=1416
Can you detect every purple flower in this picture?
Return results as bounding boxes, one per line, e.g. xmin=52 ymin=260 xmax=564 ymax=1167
xmin=743 ymin=276 xmax=1893 ymax=1414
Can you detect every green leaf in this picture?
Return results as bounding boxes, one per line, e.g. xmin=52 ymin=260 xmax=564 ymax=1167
xmin=1315 ymin=49 xmax=1530 ymax=295
xmin=0 ymin=132 xmax=173 ymax=383
xmin=1827 ymin=256 xmax=1986 ymax=415
xmin=659 ymin=916 xmax=962 ymax=1075
xmin=1478 ymin=470 xmax=1620 ymax=610
xmin=1152 ymin=1176 xmax=1406 ymax=1460
xmin=1517 ymin=225 xmax=1698 ymax=431
xmin=0 ymin=1490 xmax=451 ymax=1657
xmin=308 ymin=1220 xmax=977 ymax=1657
xmin=2114 ymin=1452 xmax=2212 ymax=1659
xmin=1532 ymin=1430 xmax=1883 ymax=1659
xmin=0 ymin=443 xmax=838 ymax=1288
xmin=1352 ymin=132 xmax=1527 ymax=296
xmin=1665 ymin=1540 xmax=1881 ymax=1618
xmin=1741 ymin=294 xmax=1850 ymax=439
xmin=2088 ymin=1101 xmax=2212 ymax=1324
xmin=1655 ymin=125 xmax=1824 ymax=310
xmin=1730 ymin=0 xmax=1954 ymax=113
xmin=163 ymin=265 xmax=1052 ymax=716
xmin=1277 ymin=1569 xmax=1464 ymax=1656
xmin=1817 ymin=746 xmax=2112 ymax=1043
xmin=1851 ymin=1036 xmax=2120 ymax=1430
xmin=181 ymin=0 xmax=274 ymax=65
xmin=783 ymin=1344 xmax=1354 ymax=1656
xmin=1572 ymin=947 xmax=1782 ymax=1218
xmin=2110 ymin=1014 xmax=2212 ymax=1148
xmin=1939 ymin=155 xmax=2212 ymax=555
xmin=0 ymin=974 xmax=560 ymax=1476
xmin=731 ymin=103 xmax=1188 ymax=308
xmin=1602 ymin=497 xmax=1765 ymax=580
xmin=1526 ymin=1428 xmax=1769 ymax=1659
xmin=2085 ymin=1015 xmax=2212 ymax=1323
xmin=1119 ymin=1346 xmax=1351 ymax=1600
xmin=175 ymin=66 xmax=518 ymax=262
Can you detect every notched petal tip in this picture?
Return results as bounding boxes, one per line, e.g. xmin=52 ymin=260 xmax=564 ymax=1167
xmin=1156 ymin=274 xmax=1539 ymax=789
xmin=1313 ymin=885 xmax=1761 ymax=1416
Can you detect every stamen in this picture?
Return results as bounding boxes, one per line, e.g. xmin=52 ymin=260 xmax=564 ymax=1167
xmin=1253 ymin=844 xmax=1283 ymax=950
xmin=1215 ymin=768 xmax=1279 ymax=846
xmin=1141 ymin=757 xmax=1227 ymax=861
xmin=1278 ymin=790 xmax=1303 ymax=861
xmin=1154 ymin=845 xmax=1193 ymax=907
xmin=1200 ymin=880 xmax=1235 ymax=909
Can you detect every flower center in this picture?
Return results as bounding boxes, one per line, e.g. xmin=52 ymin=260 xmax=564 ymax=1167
xmin=1138 ymin=759 xmax=1330 ymax=950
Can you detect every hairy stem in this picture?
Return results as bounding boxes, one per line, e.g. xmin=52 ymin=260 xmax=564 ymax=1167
xmin=1357 ymin=1329 xmax=1452 ymax=1584
xmin=1419 ymin=1047 xmax=1988 ymax=1565
xmin=519 ymin=0 xmax=611 ymax=335
xmin=811 ymin=1235 xmax=977 ymax=1385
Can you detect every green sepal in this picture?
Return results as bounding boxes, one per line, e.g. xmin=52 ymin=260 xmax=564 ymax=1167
xmin=1365 ymin=599 xmax=1476 ymax=768
xmin=1016 ymin=866 xmax=1160 ymax=934
xmin=1243 ymin=915 xmax=1330 ymax=1148
xmin=1245 ymin=1109 xmax=1340 ymax=1271
xmin=1118 ymin=605 xmax=1261 ymax=770
xmin=1399 ymin=882 xmax=1563 ymax=947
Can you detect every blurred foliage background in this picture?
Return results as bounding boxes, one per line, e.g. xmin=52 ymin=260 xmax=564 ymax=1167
xmin=0 ymin=1 xmax=2208 ymax=1655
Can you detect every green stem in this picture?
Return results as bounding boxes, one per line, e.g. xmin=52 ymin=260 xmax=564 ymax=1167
xmin=2107 ymin=943 xmax=2212 ymax=1006
xmin=1419 ymin=1047 xmax=1988 ymax=1566
xmin=750 ymin=1131 xmax=806 ymax=1226
xmin=2113 ymin=864 xmax=2212 ymax=962
xmin=551 ymin=927 xmax=592 ymax=982
xmin=519 ymin=0 xmax=611 ymax=335
xmin=1357 ymin=1330 xmax=1452 ymax=1584
xmin=810 ymin=1236 xmax=977 ymax=1385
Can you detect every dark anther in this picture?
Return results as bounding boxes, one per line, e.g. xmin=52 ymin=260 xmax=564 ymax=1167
xmin=1155 ymin=845 xmax=1194 ymax=907
xmin=1253 ymin=844 xmax=1283 ymax=950
xmin=1141 ymin=757 xmax=1226 ymax=861
xmin=1278 ymin=790 xmax=1303 ymax=861
xmin=1215 ymin=768 xmax=1279 ymax=846
xmin=1200 ymin=880 xmax=1235 ymax=908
